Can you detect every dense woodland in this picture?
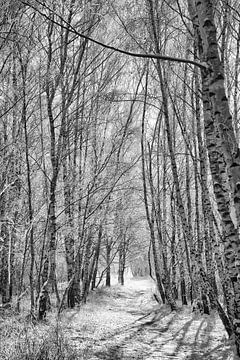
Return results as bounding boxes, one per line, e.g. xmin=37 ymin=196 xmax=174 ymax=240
xmin=1 ymin=0 xmax=240 ymax=357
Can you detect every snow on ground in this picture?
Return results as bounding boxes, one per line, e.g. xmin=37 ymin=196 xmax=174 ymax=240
xmin=62 ymin=276 xmax=238 ymax=360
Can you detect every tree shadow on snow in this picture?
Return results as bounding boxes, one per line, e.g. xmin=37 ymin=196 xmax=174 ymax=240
xmin=159 ymin=316 xmax=214 ymax=358
xmin=94 ymin=309 xmax=179 ymax=359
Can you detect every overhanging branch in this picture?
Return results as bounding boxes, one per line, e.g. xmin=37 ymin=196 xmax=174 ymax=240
xmin=20 ymin=0 xmax=208 ymax=70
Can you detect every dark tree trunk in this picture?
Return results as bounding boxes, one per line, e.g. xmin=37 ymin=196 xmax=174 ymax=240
xmin=202 ymin=294 xmax=210 ymax=315
xmin=118 ymin=241 xmax=125 ymax=286
xmin=106 ymin=242 xmax=111 ymax=287
xmin=181 ymin=278 xmax=188 ymax=305
xmin=91 ymin=225 xmax=102 ymax=290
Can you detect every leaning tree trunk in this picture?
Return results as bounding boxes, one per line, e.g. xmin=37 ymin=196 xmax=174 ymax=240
xmin=140 ymin=68 xmax=166 ymax=305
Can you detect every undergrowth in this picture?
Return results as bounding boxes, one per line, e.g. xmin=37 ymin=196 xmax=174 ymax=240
xmin=0 ymin=315 xmax=81 ymax=360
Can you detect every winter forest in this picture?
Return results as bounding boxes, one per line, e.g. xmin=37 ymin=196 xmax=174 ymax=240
xmin=1 ymin=0 xmax=240 ymax=359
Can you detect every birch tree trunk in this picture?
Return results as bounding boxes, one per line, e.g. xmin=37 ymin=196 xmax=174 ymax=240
xmin=188 ymin=0 xmax=240 ymax=352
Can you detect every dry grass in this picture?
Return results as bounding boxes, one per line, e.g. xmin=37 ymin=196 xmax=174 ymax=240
xmin=0 ymin=313 xmax=81 ymax=360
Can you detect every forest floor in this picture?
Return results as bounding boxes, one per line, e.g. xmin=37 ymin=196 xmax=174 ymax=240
xmin=0 ymin=276 xmax=238 ymax=359
xmin=61 ymin=276 xmax=237 ymax=360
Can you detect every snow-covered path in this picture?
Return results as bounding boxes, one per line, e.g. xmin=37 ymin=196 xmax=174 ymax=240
xmin=63 ymin=277 xmax=237 ymax=359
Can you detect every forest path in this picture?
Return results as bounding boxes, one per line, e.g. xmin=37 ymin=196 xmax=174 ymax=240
xmin=62 ymin=277 xmax=236 ymax=360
